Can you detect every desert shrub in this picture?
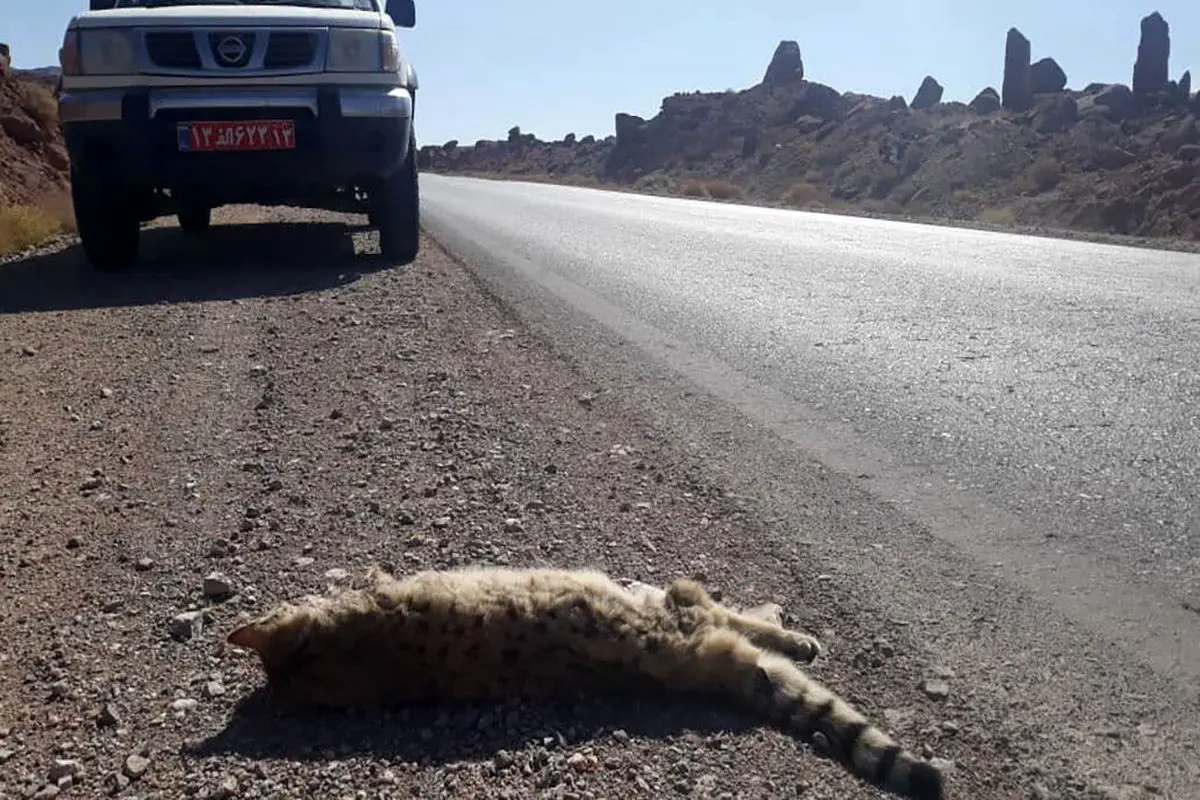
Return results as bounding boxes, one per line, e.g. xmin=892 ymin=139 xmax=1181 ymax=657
xmin=20 ymin=81 xmax=59 ymax=130
xmin=859 ymin=198 xmax=904 ymax=216
xmin=0 ymin=193 xmax=74 ymax=256
xmin=780 ymin=181 xmax=823 ymax=207
xmin=681 ymin=180 xmax=707 ymax=197
xmin=1029 ymin=157 xmax=1062 ymax=192
xmin=978 ymin=206 xmax=1017 ymax=226
xmin=704 ymin=180 xmax=744 ymax=200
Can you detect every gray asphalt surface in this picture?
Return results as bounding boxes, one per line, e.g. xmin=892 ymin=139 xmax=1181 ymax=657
xmin=420 ymin=175 xmax=1200 ymax=698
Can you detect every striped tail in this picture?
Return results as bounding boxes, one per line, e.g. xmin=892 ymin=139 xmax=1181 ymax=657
xmin=745 ymin=651 xmax=945 ymax=800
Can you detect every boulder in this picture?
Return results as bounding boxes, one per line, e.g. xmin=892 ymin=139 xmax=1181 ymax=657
xmin=614 ymin=112 xmax=648 ymax=145
xmin=580 ymin=134 xmax=596 ymax=145
xmin=506 ymin=125 xmax=522 ymax=143
xmin=1030 ymin=57 xmax=1067 ymax=94
xmin=762 ymin=40 xmax=804 ymax=87
xmin=442 ymin=139 xmax=458 ymax=151
xmin=1002 ymin=28 xmax=1033 ymax=111
xmin=1094 ymin=83 xmax=1136 ymax=120
xmin=887 ymin=95 xmax=908 ymax=111
xmin=1033 ymin=95 xmax=1077 ymax=133
xmin=1132 ymin=11 xmax=1169 ymax=96
xmin=969 ymin=87 xmax=1002 ymax=114
xmin=0 ymin=111 xmax=47 ymax=145
xmin=563 ymin=132 xmax=576 ymax=145
xmin=1177 ymin=71 xmax=1191 ymax=105
xmin=0 ymin=43 xmax=10 ymax=75
xmin=910 ymin=76 xmax=943 ymax=110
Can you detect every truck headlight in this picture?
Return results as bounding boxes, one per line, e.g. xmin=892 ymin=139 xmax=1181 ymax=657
xmin=79 ymin=29 xmax=135 ymax=75
xmin=326 ymin=28 xmax=400 ymax=72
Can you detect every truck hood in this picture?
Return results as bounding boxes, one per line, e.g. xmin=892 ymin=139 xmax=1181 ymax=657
xmin=71 ymin=5 xmax=390 ymax=30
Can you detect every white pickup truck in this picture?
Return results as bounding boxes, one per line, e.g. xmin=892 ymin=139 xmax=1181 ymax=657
xmin=57 ymin=0 xmax=420 ymax=271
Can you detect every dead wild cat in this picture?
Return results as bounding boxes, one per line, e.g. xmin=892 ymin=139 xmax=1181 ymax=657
xmin=228 ymin=565 xmax=944 ymax=800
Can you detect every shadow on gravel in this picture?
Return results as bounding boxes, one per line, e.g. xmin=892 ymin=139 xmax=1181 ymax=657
xmin=186 ymin=686 xmax=762 ymax=765
xmin=0 ymin=221 xmax=395 ymax=315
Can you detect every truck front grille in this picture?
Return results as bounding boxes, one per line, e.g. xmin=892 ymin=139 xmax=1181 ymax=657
xmin=145 ymin=31 xmax=201 ymax=70
xmin=264 ymin=32 xmax=317 ymax=69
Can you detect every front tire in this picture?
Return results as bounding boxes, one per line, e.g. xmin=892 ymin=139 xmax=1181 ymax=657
xmin=177 ymin=204 xmax=211 ymax=233
xmin=70 ymin=165 xmax=140 ymax=272
xmin=371 ymin=131 xmax=420 ymax=265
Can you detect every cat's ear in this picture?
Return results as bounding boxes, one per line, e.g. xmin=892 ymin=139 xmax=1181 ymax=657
xmin=227 ymin=621 xmax=270 ymax=652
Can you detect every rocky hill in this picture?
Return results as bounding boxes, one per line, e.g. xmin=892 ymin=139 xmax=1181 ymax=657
xmin=419 ymin=11 xmax=1200 ymax=243
xmin=0 ymin=44 xmax=69 ymax=207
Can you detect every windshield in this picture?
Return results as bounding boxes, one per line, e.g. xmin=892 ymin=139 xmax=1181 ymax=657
xmin=115 ymin=0 xmax=378 ymax=9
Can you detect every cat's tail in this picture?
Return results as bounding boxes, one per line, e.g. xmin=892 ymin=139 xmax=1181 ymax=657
xmin=738 ymin=649 xmax=945 ymax=800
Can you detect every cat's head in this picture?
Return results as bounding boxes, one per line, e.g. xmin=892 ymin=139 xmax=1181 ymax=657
xmin=227 ymin=594 xmax=359 ymax=710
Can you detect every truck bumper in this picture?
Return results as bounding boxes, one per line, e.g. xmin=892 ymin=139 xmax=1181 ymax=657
xmin=59 ymin=85 xmax=413 ymax=203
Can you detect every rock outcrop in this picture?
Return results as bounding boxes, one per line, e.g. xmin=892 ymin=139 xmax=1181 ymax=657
xmin=970 ymin=87 xmax=1001 ymax=114
xmin=1002 ymin=28 xmax=1033 ymax=111
xmin=420 ymin=22 xmax=1200 ymax=244
xmin=0 ymin=43 xmax=10 ymax=75
xmin=1132 ymin=11 xmax=1170 ymax=95
xmin=614 ymin=112 xmax=648 ymax=145
xmin=910 ymin=76 xmax=943 ymax=110
xmin=762 ymin=40 xmax=803 ymax=87
xmin=1178 ymin=71 xmax=1191 ymax=103
xmin=1033 ymin=95 xmax=1078 ymax=133
xmin=1030 ymin=57 xmax=1067 ymax=94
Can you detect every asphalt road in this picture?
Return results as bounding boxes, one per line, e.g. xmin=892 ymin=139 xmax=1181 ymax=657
xmin=422 ymin=175 xmax=1200 ymax=697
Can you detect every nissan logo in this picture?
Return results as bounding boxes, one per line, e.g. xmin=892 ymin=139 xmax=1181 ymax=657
xmin=215 ymin=35 xmax=248 ymax=65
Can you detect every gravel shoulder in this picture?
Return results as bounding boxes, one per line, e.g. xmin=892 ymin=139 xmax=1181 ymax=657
xmin=0 ymin=207 xmax=1188 ymax=800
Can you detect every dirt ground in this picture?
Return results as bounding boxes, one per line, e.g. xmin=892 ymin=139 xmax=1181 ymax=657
xmin=0 ymin=207 xmax=1180 ymax=800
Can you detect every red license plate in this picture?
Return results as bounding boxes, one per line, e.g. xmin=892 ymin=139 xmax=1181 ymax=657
xmin=177 ymin=120 xmax=297 ymax=153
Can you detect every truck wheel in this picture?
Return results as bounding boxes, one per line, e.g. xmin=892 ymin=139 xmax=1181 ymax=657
xmin=70 ymin=165 xmax=140 ymax=272
xmin=372 ymin=131 xmax=419 ymax=264
xmin=177 ymin=204 xmax=211 ymax=233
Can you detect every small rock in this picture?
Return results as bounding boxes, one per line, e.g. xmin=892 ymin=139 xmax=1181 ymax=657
xmin=203 ymin=681 xmax=226 ymax=699
xmin=168 ymin=611 xmax=204 ymax=642
xmin=0 ymin=748 xmax=14 ymax=764
xmin=49 ymin=681 xmax=69 ymax=700
xmin=21 ymin=345 xmax=38 ymax=357
xmin=611 ymin=729 xmax=630 ymax=744
xmin=105 ymin=772 xmax=131 ymax=794
xmin=48 ymin=760 xmax=82 ymax=782
xmin=65 ymin=536 xmax=83 ymax=550
xmin=100 ymin=387 xmax=114 ymax=398
xmin=567 ymin=753 xmax=600 ymax=773
xmin=97 ymin=703 xmax=121 ymax=728
xmin=202 ymin=572 xmax=234 ymax=600
xmin=922 ymin=679 xmax=951 ymax=700
xmin=80 ymin=476 xmax=104 ymax=492
xmin=123 ymin=753 xmax=150 ymax=779
xmin=134 ymin=557 xmax=154 ymax=572
xmin=502 ymin=518 xmax=525 ymax=534
xmin=170 ymin=698 xmax=198 ymax=713
xmin=32 ymin=785 xmax=59 ymax=799
xmin=323 ymin=568 xmax=349 ymax=583
xmin=293 ymin=556 xmax=315 ymax=567
xmin=208 ymin=775 xmax=239 ymax=799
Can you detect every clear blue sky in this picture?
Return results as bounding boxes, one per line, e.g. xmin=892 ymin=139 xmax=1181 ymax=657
xmin=8 ymin=1 xmax=1199 ymax=145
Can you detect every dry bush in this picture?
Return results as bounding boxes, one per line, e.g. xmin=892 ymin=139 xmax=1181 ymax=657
xmin=859 ymin=198 xmax=904 ymax=216
xmin=20 ymin=81 xmax=59 ymax=130
xmin=704 ymin=180 xmax=744 ymax=200
xmin=1029 ymin=157 xmax=1062 ymax=192
xmin=0 ymin=191 xmax=74 ymax=256
xmin=780 ymin=181 xmax=824 ymax=208
xmin=681 ymin=180 xmax=707 ymax=197
xmin=978 ymin=206 xmax=1017 ymax=226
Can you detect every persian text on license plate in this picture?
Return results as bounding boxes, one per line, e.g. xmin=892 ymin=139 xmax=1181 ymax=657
xmin=177 ymin=120 xmax=297 ymax=153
